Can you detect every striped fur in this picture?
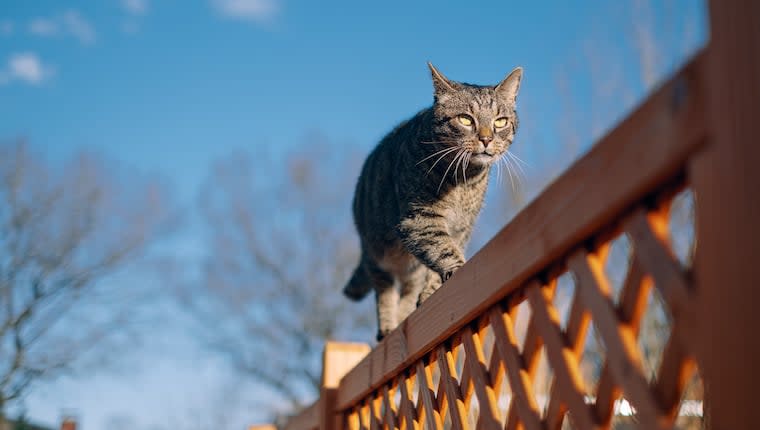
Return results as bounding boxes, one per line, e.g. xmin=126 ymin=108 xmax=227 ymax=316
xmin=344 ymin=63 xmax=523 ymax=340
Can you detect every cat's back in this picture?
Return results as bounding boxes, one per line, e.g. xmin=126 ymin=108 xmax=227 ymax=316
xmin=352 ymin=108 xmax=432 ymax=241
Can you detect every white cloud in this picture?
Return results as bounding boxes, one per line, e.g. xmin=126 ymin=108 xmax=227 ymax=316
xmin=122 ymin=0 xmax=149 ymax=15
xmin=62 ymin=10 xmax=96 ymax=45
xmin=0 ymin=52 xmax=55 ymax=86
xmin=29 ymin=18 xmax=60 ymax=36
xmin=27 ymin=10 xmax=96 ymax=45
xmin=212 ymin=0 xmax=279 ymax=24
xmin=0 ymin=20 xmax=14 ymax=36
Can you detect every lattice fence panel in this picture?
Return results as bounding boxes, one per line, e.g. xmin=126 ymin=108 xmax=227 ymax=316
xmin=342 ymin=186 xmax=702 ymax=430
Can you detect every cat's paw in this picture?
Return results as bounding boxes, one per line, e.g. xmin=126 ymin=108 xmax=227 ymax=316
xmin=439 ymin=264 xmax=463 ymax=282
xmin=376 ymin=329 xmax=391 ymax=342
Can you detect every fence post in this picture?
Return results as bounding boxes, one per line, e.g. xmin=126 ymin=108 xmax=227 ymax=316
xmin=319 ymin=341 xmax=371 ymax=430
xmin=691 ymin=0 xmax=760 ymax=428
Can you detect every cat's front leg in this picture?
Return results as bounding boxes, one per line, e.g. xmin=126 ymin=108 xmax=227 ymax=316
xmin=396 ymin=212 xmax=464 ymax=299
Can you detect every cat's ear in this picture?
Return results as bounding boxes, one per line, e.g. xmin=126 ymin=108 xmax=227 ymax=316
xmin=428 ymin=62 xmax=455 ymax=96
xmin=495 ymin=67 xmax=523 ymax=104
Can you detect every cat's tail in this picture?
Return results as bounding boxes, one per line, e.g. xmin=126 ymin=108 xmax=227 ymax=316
xmin=343 ymin=261 xmax=372 ymax=301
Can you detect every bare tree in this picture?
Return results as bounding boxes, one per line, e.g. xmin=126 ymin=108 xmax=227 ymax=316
xmin=178 ymin=135 xmax=374 ymax=420
xmin=0 ymin=140 xmax=172 ymax=416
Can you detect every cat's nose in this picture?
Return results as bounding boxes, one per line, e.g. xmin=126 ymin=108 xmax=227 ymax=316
xmin=478 ymin=134 xmax=493 ymax=146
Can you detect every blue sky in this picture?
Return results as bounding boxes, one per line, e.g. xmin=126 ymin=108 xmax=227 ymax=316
xmin=1 ymin=1 xmax=706 ymax=428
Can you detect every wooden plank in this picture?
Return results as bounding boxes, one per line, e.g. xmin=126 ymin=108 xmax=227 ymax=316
xmin=398 ymin=374 xmax=419 ymax=430
xmin=368 ymin=396 xmax=382 ymax=430
xmin=437 ymin=346 xmax=470 ymax=430
xmin=462 ymin=326 xmax=502 ymax=429
xmin=544 ymin=281 xmax=589 ymax=430
xmin=382 ymin=385 xmax=398 ymax=430
xmin=692 ymin=4 xmax=760 ymax=428
xmin=345 ymin=408 xmax=361 ymax=430
xmin=526 ymin=281 xmax=597 ymax=429
xmin=569 ymin=250 xmax=668 ymax=429
xmin=336 ymin=52 xmax=707 ymax=411
xmin=489 ymin=306 xmax=543 ymax=430
xmin=416 ymin=361 xmax=443 ymax=429
xmin=505 ymin=291 xmax=552 ymax=430
xmin=593 ymin=258 xmax=650 ymax=426
xmin=285 ymin=401 xmax=319 ymax=430
xmin=320 ymin=342 xmax=372 ymax=430
xmin=625 ymin=210 xmax=694 ymax=334
xmin=654 ymin=324 xmax=696 ymax=422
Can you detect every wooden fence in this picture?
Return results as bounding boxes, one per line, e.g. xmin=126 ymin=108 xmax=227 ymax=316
xmin=282 ymin=1 xmax=758 ymax=428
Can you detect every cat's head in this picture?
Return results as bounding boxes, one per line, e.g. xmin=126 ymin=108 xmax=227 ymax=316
xmin=428 ymin=63 xmax=522 ymax=167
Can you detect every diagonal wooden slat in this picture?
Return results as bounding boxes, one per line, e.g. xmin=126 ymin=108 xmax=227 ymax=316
xmin=437 ymin=345 xmax=470 ymax=430
xmin=654 ymin=323 xmax=697 ymax=423
xmin=398 ymin=373 xmax=419 ymax=430
xmin=462 ymin=326 xmax=502 ymax=429
xmin=625 ymin=210 xmax=694 ymax=333
xmin=544 ymin=281 xmax=590 ymax=430
xmin=569 ymin=249 xmax=668 ymax=430
xmin=347 ymin=408 xmax=361 ymax=430
xmin=358 ymin=402 xmax=370 ymax=430
xmin=369 ymin=395 xmax=382 ymax=430
xmin=382 ymin=384 xmax=399 ymax=430
xmin=526 ymin=280 xmax=597 ymax=429
xmin=489 ymin=305 xmax=543 ymax=430
xmin=593 ymin=257 xmax=651 ymax=426
xmin=416 ymin=360 xmax=443 ymax=429
xmin=505 ymin=290 xmax=554 ymax=430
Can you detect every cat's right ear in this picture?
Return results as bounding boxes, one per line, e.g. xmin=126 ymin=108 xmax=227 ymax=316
xmin=428 ymin=62 xmax=455 ymax=96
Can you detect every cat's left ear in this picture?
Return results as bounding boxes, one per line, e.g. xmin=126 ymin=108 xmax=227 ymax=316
xmin=495 ymin=67 xmax=523 ymax=104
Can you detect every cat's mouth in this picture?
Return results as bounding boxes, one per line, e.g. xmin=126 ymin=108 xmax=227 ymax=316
xmin=470 ymin=152 xmax=499 ymax=165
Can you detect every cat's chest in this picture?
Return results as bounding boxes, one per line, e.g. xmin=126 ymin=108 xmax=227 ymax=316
xmin=439 ymin=185 xmax=485 ymax=232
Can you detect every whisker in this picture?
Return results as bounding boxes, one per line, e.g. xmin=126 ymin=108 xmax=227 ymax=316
xmin=511 ymin=155 xmax=527 ymax=188
xmin=503 ymin=156 xmax=517 ymax=196
xmin=425 ymin=147 xmax=462 ymax=175
xmin=507 ymin=151 xmax=530 ymax=167
xmin=417 ymin=146 xmax=460 ymax=165
xmin=462 ymin=152 xmax=472 ymax=185
xmin=453 ymin=150 xmax=467 ymax=185
xmin=420 ymin=139 xmax=462 ymax=145
xmin=507 ymin=151 xmax=528 ymax=179
xmin=438 ymin=149 xmax=465 ymax=193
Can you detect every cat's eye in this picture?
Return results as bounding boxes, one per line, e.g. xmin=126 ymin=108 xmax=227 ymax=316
xmin=494 ymin=117 xmax=509 ymax=128
xmin=457 ymin=115 xmax=474 ymax=127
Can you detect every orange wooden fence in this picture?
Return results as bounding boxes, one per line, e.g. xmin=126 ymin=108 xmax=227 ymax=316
xmin=282 ymin=1 xmax=758 ymax=428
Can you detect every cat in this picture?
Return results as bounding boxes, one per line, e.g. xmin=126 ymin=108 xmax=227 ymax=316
xmin=343 ymin=63 xmax=522 ymax=341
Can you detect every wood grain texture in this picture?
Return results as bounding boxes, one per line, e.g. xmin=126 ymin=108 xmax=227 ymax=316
xmin=416 ymin=361 xmax=443 ymax=430
xmin=461 ymin=326 xmax=502 ymax=429
xmin=625 ymin=210 xmax=694 ymax=334
xmin=526 ymin=281 xmax=596 ymax=429
xmin=654 ymin=324 xmax=696 ymax=422
xmin=285 ymin=401 xmax=319 ymax=430
xmin=336 ymin=51 xmax=706 ymax=411
xmin=397 ymin=374 xmax=419 ymax=430
xmin=691 ymin=3 xmax=760 ymax=428
xmin=489 ymin=306 xmax=543 ymax=430
xmin=593 ymin=257 xmax=650 ymax=426
xmin=569 ymin=250 xmax=666 ymax=429
xmin=544 ymin=286 xmax=589 ymax=430
xmin=437 ymin=346 xmax=469 ymax=430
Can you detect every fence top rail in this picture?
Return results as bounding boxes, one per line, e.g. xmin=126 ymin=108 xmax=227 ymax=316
xmin=334 ymin=49 xmax=708 ymax=411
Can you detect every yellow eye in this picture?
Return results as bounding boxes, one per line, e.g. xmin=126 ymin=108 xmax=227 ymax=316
xmin=494 ymin=117 xmax=509 ymax=128
xmin=457 ymin=115 xmax=473 ymax=126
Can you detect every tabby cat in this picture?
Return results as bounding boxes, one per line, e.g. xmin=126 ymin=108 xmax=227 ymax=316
xmin=343 ymin=63 xmax=522 ymax=340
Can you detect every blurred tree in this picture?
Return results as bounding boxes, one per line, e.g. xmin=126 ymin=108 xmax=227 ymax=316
xmin=0 ymin=140 xmax=172 ymax=417
xmin=179 ymin=135 xmax=374 ymax=420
